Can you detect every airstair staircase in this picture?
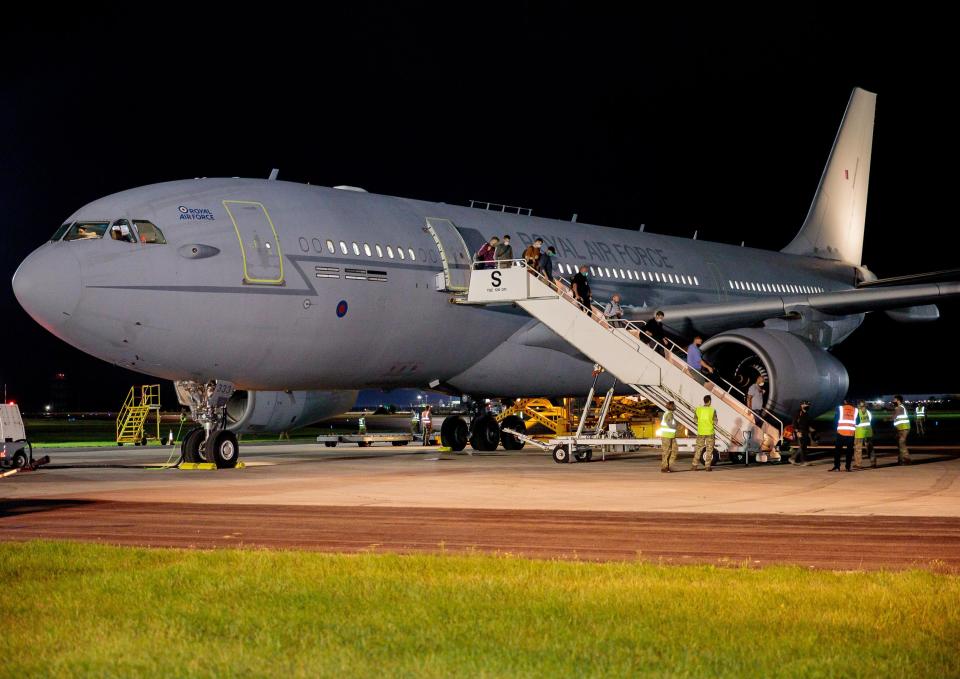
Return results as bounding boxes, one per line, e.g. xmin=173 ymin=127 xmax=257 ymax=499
xmin=116 ymin=384 xmax=161 ymax=446
xmin=462 ymin=264 xmax=782 ymax=455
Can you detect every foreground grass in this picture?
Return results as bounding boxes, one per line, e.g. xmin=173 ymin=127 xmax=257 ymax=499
xmin=1 ymin=542 xmax=958 ymax=678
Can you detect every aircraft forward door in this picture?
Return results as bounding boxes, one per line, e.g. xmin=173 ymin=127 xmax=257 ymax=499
xmin=425 ymin=218 xmax=471 ymax=291
xmin=223 ymin=200 xmax=285 ymax=285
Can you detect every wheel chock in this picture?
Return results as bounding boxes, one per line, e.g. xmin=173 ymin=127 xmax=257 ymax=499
xmin=437 ymin=446 xmax=452 ymax=452
xmin=179 ymin=462 xmax=246 ymax=470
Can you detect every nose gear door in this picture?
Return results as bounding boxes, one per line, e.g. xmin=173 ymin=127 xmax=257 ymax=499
xmin=223 ymin=200 xmax=285 ymax=285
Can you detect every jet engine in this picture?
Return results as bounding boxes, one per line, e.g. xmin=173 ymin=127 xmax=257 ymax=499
xmin=225 ymin=390 xmax=358 ymax=434
xmin=701 ymin=328 xmax=848 ymax=418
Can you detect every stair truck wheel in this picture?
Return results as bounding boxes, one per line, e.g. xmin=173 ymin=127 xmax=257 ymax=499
xmin=181 ymin=427 xmax=204 ymax=463
xmin=324 ymin=441 xmax=337 ymax=447
xmin=208 ymin=430 xmax=239 ymax=469
xmin=440 ymin=416 xmax=469 ymax=452
xmin=499 ymin=415 xmax=526 ymax=450
xmin=11 ymin=449 xmax=29 ymax=469
xmin=469 ymin=414 xmax=501 ymax=452
xmin=552 ymin=445 xmax=569 ymax=464
xmin=391 ymin=441 xmax=408 ymax=446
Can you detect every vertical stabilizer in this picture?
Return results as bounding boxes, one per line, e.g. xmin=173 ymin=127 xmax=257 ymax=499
xmin=782 ymin=87 xmax=876 ymax=264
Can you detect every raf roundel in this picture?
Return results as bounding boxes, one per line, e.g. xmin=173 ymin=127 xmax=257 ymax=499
xmin=178 ymin=205 xmax=188 ymax=213
xmin=336 ymin=300 xmax=348 ymax=318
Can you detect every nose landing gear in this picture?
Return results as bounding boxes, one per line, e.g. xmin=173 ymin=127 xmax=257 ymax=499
xmin=175 ymin=380 xmax=240 ymax=468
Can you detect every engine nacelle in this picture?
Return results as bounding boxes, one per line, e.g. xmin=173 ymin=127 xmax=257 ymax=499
xmin=701 ymin=328 xmax=848 ymax=418
xmin=225 ymin=390 xmax=358 ymax=434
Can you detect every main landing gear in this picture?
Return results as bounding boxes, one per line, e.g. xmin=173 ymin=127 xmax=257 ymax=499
xmin=438 ymin=412 xmax=527 ymax=453
xmin=175 ymin=380 xmax=240 ymax=468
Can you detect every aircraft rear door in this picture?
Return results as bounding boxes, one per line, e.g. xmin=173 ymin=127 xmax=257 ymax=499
xmin=223 ymin=200 xmax=285 ymax=285
xmin=425 ymin=218 xmax=471 ymax=291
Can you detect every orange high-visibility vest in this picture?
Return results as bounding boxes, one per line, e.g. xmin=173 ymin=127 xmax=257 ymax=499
xmin=836 ymin=404 xmax=856 ymax=436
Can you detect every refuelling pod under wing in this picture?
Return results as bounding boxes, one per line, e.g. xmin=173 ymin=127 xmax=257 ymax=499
xmin=702 ymin=328 xmax=848 ymax=419
xmin=225 ymin=390 xmax=358 ymax=434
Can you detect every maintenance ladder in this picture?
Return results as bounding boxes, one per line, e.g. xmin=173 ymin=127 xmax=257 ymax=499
xmin=462 ymin=263 xmax=783 ymax=454
xmin=116 ymin=384 xmax=161 ymax=445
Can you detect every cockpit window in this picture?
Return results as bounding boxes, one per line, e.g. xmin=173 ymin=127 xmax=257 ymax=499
xmin=50 ymin=222 xmax=73 ymax=241
xmin=63 ymin=221 xmax=109 ymax=241
xmin=109 ymin=219 xmax=137 ymax=243
xmin=133 ymin=220 xmax=167 ymax=244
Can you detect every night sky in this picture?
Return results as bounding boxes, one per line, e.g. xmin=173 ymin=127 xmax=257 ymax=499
xmin=1 ymin=6 xmax=955 ymax=410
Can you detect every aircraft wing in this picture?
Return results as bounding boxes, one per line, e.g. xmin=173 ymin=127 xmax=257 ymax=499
xmin=634 ymin=281 xmax=960 ymax=332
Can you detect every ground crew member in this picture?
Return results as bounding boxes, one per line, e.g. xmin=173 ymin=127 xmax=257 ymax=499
xmin=892 ymin=395 xmax=911 ymax=464
xmin=853 ymin=400 xmax=875 ymax=469
xmin=657 ymin=401 xmax=678 ymax=473
xmin=790 ymin=400 xmax=812 ymax=465
xmin=693 ymin=395 xmax=717 ymax=471
xmin=915 ymin=403 xmax=926 ymax=435
xmin=410 ymin=410 xmax=419 ymax=437
xmin=831 ymin=398 xmax=856 ymax=472
xmin=420 ymin=405 xmax=433 ymax=446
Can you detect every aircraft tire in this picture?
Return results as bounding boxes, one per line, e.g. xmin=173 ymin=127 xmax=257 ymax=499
xmin=499 ymin=415 xmax=526 ymax=450
xmin=440 ymin=416 xmax=468 ymax=452
xmin=469 ymin=414 xmax=500 ymax=452
xmin=208 ymin=430 xmax=239 ymax=469
xmin=181 ymin=427 xmax=204 ymax=463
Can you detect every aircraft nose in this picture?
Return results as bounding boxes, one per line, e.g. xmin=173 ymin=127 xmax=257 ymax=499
xmin=12 ymin=245 xmax=82 ymax=330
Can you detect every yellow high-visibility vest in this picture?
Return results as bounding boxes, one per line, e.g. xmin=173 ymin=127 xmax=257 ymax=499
xmin=854 ymin=408 xmax=872 ymax=439
xmin=657 ymin=411 xmax=676 ymax=439
xmin=893 ymin=405 xmax=911 ymax=431
xmin=695 ymin=406 xmax=715 ymax=436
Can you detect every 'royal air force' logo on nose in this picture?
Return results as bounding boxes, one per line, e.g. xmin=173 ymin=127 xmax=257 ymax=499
xmin=178 ymin=206 xmax=216 ymax=220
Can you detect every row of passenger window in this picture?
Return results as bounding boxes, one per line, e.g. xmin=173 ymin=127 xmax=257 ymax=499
xmin=320 ymin=238 xmax=417 ymax=262
xmin=556 ymin=262 xmax=700 ymax=286
xmin=728 ymin=280 xmax=824 ymax=294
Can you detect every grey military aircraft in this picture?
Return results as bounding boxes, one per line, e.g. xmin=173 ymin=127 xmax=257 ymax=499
xmin=13 ymin=87 xmax=959 ymax=467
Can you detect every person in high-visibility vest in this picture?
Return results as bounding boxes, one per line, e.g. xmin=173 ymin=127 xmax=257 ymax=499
xmin=420 ymin=405 xmax=433 ymax=446
xmin=657 ymin=400 xmax=678 ymax=473
xmin=892 ymin=395 xmax=911 ymax=465
xmin=853 ymin=400 xmax=875 ymax=469
xmin=831 ymin=398 xmax=856 ymax=472
xmin=915 ymin=403 xmax=926 ymax=436
xmin=693 ymin=395 xmax=718 ymax=471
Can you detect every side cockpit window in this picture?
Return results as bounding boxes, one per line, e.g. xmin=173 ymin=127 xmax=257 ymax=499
xmin=63 ymin=221 xmax=109 ymax=241
xmin=109 ymin=219 xmax=137 ymax=243
xmin=50 ymin=222 xmax=73 ymax=241
xmin=133 ymin=220 xmax=167 ymax=244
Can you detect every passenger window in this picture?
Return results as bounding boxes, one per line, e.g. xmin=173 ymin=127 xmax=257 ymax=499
xmin=364 ymin=243 xmax=372 ymax=257
xmin=339 ymin=241 xmax=348 ymax=254
xmin=109 ymin=219 xmax=137 ymax=243
xmin=63 ymin=221 xmax=109 ymax=241
xmin=408 ymin=248 xmax=416 ymax=261
xmin=352 ymin=242 xmax=360 ymax=256
xmin=386 ymin=246 xmax=394 ymax=258
xmin=398 ymin=246 xmax=405 ymax=260
xmin=133 ymin=220 xmax=167 ymax=244
xmin=375 ymin=244 xmax=383 ymax=257
xmin=50 ymin=222 xmax=73 ymax=241
xmin=326 ymin=239 xmax=335 ymax=254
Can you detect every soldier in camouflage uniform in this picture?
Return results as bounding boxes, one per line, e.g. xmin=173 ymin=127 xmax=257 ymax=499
xmin=658 ymin=401 xmax=678 ymax=473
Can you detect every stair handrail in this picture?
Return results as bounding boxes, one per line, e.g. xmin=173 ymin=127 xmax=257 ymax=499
xmin=476 ymin=259 xmax=784 ymax=442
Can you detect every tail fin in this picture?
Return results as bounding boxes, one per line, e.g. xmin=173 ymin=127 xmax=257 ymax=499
xmin=782 ymin=87 xmax=876 ymax=264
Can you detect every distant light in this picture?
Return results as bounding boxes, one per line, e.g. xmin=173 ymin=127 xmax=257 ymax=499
xmin=44 ymin=405 xmax=51 ymax=412
xmin=7 ymin=400 xmax=14 ymax=405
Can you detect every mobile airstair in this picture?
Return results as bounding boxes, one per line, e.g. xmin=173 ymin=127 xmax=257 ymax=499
xmin=116 ymin=384 xmax=162 ymax=446
xmin=462 ymin=262 xmax=783 ymax=460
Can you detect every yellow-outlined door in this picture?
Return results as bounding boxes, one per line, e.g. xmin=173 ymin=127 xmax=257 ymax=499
xmin=223 ymin=200 xmax=285 ymax=285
